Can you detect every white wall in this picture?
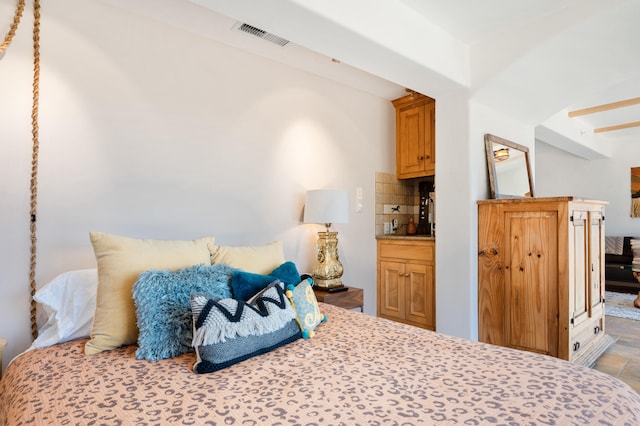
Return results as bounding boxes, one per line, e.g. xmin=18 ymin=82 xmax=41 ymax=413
xmin=0 ymin=0 xmax=396 ymax=368
xmin=0 ymin=0 xmax=551 ymax=371
xmin=536 ymin=140 xmax=640 ymax=237
xmin=466 ymin=101 xmax=533 ymax=339
xmin=433 ymin=91 xmax=475 ymax=338
xmin=431 ymin=95 xmax=533 ymax=341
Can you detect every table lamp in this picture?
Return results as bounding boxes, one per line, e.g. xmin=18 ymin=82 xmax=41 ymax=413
xmin=304 ymin=189 xmax=350 ymax=291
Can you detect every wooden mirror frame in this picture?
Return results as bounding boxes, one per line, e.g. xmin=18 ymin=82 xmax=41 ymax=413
xmin=484 ymin=134 xmax=535 ymax=199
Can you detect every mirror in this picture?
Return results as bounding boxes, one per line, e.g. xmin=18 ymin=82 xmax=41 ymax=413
xmin=485 ymin=134 xmax=534 ymax=199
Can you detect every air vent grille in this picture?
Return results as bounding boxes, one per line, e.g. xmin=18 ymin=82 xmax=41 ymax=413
xmin=236 ymin=23 xmax=289 ymax=47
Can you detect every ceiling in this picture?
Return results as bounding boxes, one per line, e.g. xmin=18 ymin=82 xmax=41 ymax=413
xmin=99 ymin=0 xmax=640 ymax=158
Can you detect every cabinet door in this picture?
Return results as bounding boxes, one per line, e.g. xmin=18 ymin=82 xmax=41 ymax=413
xmin=504 ymin=211 xmax=558 ymax=356
xmin=397 ymin=104 xmax=425 ymax=177
xmin=379 ymin=260 xmax=405 ymax=321
xmin=569 ymin=210 xmax=590 ymax=329
xmin=405 ymin=263 xmax=435 ymax=329
xmin=589 ymin=211 xmax=605 ymax=315
xmin=423 ymin=101 xmax=435 ymax=175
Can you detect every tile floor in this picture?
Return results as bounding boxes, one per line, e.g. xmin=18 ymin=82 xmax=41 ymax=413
xmin=594 ymin=315 xmax=640 ymax=393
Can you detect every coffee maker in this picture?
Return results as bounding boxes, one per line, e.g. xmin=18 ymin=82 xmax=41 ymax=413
xmin=417 ymin=179 xmax=435 ymax=236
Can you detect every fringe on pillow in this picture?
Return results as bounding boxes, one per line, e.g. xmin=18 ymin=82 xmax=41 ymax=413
xmin=192 ymin=289 xmax=296 ymax=347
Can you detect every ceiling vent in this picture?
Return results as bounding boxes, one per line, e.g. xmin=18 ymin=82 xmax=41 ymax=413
xmin=235 ymin=22 xmax=290 ymax=47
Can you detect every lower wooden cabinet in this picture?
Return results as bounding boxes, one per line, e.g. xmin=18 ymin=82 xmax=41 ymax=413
xmin=377 ymin=239 xmax=435 ymax=330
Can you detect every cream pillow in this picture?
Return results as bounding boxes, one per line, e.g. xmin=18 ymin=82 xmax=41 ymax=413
xmin=86 ymin=232 xmax=215 ymax=355
xmin=211 ymin=240 xmax=285 ymax=275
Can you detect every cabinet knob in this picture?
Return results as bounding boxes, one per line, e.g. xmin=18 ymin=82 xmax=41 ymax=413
xmin=418 ymin=156 xmax=425 ymax=160
xmin=405 ymin=273 xmax=410 ymax=277
xmin=594 ymin=325 xmax=601 ymax=334
xmin=573 ymin=341 xmax=581 ymax=352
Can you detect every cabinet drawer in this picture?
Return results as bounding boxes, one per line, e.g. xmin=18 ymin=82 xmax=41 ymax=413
xmin=570 ymin=316 xmax=605 ymax=360
xmin=379 ymin=242 xmax=433 ymax=261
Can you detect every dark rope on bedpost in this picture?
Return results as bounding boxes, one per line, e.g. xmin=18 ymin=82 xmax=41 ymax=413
xmin=29 ymin=0 xmax=42 ymax=340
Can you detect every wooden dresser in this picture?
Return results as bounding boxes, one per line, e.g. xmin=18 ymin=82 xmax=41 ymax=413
xmin=478 ymin=197 xmax=607 ymax=364
xmin=377 ymin=238 xmax=435 ymax=330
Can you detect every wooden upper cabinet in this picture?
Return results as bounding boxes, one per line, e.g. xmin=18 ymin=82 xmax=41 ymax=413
xmin=392 ymin=93 xmax=435 ymax=179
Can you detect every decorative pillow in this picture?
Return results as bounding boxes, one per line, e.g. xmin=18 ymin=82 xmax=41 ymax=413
xmin=31 ymin=269 xmax=98 ymax=349
xmin=210 ymin=240 xmax=285 ymax=274
xmin=230 ymin=271 xmax=275 ymax=301
xmin=191 ymin=281 xmax=301 ymax=374
xmin=86 ymin=232 xmax=215 ymax=355
xmin=632 ymin=238 xmax=640 ymax=272
xmin=605 ymin=236 xmax=625 ymax=255
xmin=133 ymin=263 xmax=236 ymax=361
xmin=231 ymin=261 xmax=302 ymax=301
xmin=285 ymin=278 xmax=326 ymax=339
xmin=270 ymin=261 xmax=302 ymax=287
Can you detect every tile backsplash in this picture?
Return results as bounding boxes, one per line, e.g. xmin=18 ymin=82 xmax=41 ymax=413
xmin=375 ymin=172 xmax=424 ymax=236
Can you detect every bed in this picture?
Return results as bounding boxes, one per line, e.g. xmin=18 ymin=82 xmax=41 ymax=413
xmin=2 ymin=302 xmax=640 ymax=425
xmin=2 ymin=232 xmax=640 ymax=425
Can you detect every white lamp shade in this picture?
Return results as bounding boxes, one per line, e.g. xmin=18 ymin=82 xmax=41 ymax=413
xmin=304 ymin=189 xmax=350 ymax=225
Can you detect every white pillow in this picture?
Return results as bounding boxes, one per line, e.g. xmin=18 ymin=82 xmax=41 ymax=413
xmin=31 ymin=269 xmax=98 ymax=349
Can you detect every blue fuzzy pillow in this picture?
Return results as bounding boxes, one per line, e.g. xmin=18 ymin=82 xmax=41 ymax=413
xmin=133 ymin=263 xmax=236 ymax=361
xmin=231 ymin=261 xmax=302 ymax=301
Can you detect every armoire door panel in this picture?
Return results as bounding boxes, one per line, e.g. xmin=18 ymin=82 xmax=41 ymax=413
xmin=570 ymin=211 xmax=590 ymax=328
xmin=589 ymin=212 xmax=605 ymax=313
xmin=504 ymin=211 xmax=558 ymax=355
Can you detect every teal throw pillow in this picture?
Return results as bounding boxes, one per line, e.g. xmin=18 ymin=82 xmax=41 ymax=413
xmin=230 ymin=271 xmax=275 ymax=301
xmin=231 ymin=261 xmax=302 ymax=301
xmin=270 ymin=261 xmax=301 ymax=286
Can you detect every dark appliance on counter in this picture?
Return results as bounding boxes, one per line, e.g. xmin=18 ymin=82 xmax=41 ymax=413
xmin=417 ymin=180 xmax=435 ymax=236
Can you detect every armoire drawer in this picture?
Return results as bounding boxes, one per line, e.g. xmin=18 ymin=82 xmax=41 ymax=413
xmin=570 ymin=316 xmax=605 ymax=360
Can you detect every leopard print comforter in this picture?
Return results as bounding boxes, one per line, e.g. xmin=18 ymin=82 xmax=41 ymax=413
xmin=2 ymin=303 xmax=640 ymax=425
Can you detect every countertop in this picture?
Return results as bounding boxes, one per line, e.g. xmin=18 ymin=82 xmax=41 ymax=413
xmin=376 ymin=234 xmax=435 ymax=241
xmin=477 ymin=196 xmax=608 ymax=205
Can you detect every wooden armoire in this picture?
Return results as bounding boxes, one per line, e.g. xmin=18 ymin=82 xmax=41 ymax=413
xmin=478 ymin=197 xmax=608 ymax=364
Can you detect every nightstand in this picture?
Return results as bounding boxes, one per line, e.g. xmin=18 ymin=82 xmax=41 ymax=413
xmin=314 ymin=286 xmax=363 ymax=312
xmin=0 ymin=337 xmax=6 ymax=379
